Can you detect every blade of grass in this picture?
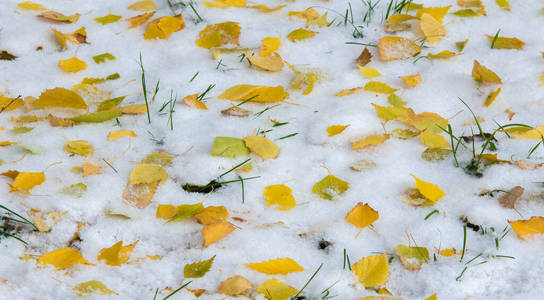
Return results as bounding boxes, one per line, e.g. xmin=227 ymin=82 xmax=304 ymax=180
xmin=138 ymin=53 xmax=151 ymax=124
xmin=162 ymin=281 xmax=191 ymax=300
xmin=290 ymin=263 xmax=323 ymax=300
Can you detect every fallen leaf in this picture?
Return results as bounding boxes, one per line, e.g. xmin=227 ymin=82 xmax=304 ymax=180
xmin=38 ymin=11 xmax=80 ymax=23
xmin=7 ymin=171 xmax=45 ymax=193
xmin=185 ymin=256 xmax=215 ymax=278
xmin=128 ymin=0 xmax=156 ymax=11
xmin=472 ymin=60 xmax=502 ymax=84
xmin=401 ymin=112 xmax=448 ymax=133
xmin=286 ymin=28 xmax=318 ymax=42
xmin=260 ymin=37 xmax=281 ymax=56
xmin=352 ymin=134 xmax=390 ymax=150
xmin=352 ymin=253 xmax=389 ymax=287
xmin=210 ymin=137 xmax=250 ymax=157
xmin=144 ymin=15 xmax=185 ymax=40
xmin=219 ymin=85 xmax=288 ymax=102
xmin=64 ymin=140 xmax=93 ymax=156
xmin=387 ymin=94 xmax=407 ymax=106
xmin=456 ymin=39 xmax=469 ymax=52
xmin=71 ymin=110 xmax=122 ymax=123
xmin=257 ymin=279 xmax=298 ymax=300
xmin=93 ymin=53 xmax=115 ymax=64
xmin=416 ymin=6 xmax=452 ymax=23
xmin=94 ymin=14 xmax=122 ymax=25
xmin=243 ymin=136 xmax=280 ymax=159
xmin=421 ymin=148 xmax=452 ymax=162
xmin=509 ymin=216 xmax=544 ymax=239
xmin=372 ymin=104 xmax=414 ymax=121
xmin=58 ymin=57 xmax=87 ymax=72
xmin=419 ymin=13 xmax=446 ymax=44
xmin=204 ymin=0 xmax=246 ymax=8
xmin=411 ymin=174 xmax=445 ymax=203
xmin=120 ymin=104 xmax=148 ymax=114
xmin=97 ymin=241 xmax=138 ymax=266
xmin=428 ymin=50 xmax=458 ymax=59
xmin=355 ymin=47 xmax=372 ymax=66
xmin=488 ymin=35 xmax=524 ymax=50
xmin=246 ymin=258 xmax=303 ymax=274
xmin=60 ymin=182 xmax=87 ymax=197
xmin=126 ymin=12 xmax=156 ymax=28
xmin=183 ymin=94 xmax=208 ymax=109
xmin=83 ymin=162 xmax=102 ymax=177
xmin=400 ymin=74 xmax=421 ymax=87
xmin=244 ymin=52 xmax=284 ymax=72
xmin=194 ymin=206 xmax=229 ymax=225
xmin=221 ymin=106 xmax=251 ymax=117
xmin=218 ymin=275 xmax=252 ymax=296
xmin=496 ymin=0 xmax=510 ymax=11
xmin=37 ymin=247 xmax=91 ymax=270
xmin=394 ymin=245 xmax=429 ymax=270
xmin=364 ymin=81 xmax=398 ymax=94
xmin=484 ymin=87 xmax=501 ymax=107
xmin=515 ymin=160 xmax=544 ymax=170
xmin=18 ymin=1 xmax=47 ymax=10
xmin=73 ymin=280 xmax=116 ymax=296
xmin=108 ymin=130 xmax=137 ymax=141
xmin=349 ymin=160 xmax=376 ymax=171
xmin=420 ymin=131 xmax=450 ymax=148
xmin=378 ymin=36 xmax=421 ymax=61
xmin=359 ymin=66 xmax=381 ymax=78
xmin=196 ymin=22 xmax=241 ymax=48
xmin=0 ymin=51 xmax=17 ymax=61
xmin=498 ymin=186 xmax=524 ymax=209
xmin=345 ymin=202 xmax=379 ymax=229
xmin=202 ymin=220 xmax=235 ymax=246
xmin=327 ymin=125 xmax=349 ymax=136
xmin=312 ymin=174 xmax=349 ymax=200
xmin=249 ymin=5 xmax=285 ymax=13
xmin=264 ymin=184 xmax=296 ymax=210
xmin=29 ymin=209 xmax=66 ymax=232
xmin=156 ymin=202 xmax=204 ymax=221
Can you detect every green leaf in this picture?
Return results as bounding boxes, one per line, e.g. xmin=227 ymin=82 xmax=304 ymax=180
xmin=387 ymin=94 xmax=407 ymax=107
xmin=394 ymin=244 xmax=429 ymax=270
xmin=70 ymin=109 xmax=122 ymax=123
xmin=184 ymin=256 xmax=215 ymax=278
xmin=97 ymin=96 xmax=126 ymax=111
xmin=94 ymin=14 xmax=122 ymax=25
xmin=312 ymin=174 xmax=349 ymax=200
xmin=93 ymin=53 xmax=116 ymax=64
xmin=452 ymin=9 xmax=479 ymax=17
xmin=10 ymin=127 xmax=34 ymax=134
xmin=106 ymin=73 xmax=120 ymax=80
xmin=210 ymin=137 xmax=250 ymax=158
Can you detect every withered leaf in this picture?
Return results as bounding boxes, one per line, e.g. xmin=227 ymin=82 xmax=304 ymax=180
xmin=498 ymin=186 xmax=524 ymax=209
xmin=355 ymin=48 xmax=372 ymax=66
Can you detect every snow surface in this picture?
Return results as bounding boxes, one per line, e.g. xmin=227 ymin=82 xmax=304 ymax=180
xmin=1 ymin=0 xmax=544 ymax=299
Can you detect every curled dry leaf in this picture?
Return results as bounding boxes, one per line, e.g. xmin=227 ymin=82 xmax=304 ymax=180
xmin=498 ymin=186 xmax=524 ymax=209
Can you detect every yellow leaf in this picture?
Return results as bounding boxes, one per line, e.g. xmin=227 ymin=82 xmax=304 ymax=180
xmin=496 ymin=0 xmax=510 ymax=11
xmin=286 ymin=28 xmax=318 ymax=42
xmin=204 ymin=0 xmax=245 ymax=8
xmin=264 ymin=184 xmax=296 ymax=210
xmin=196 ymin=22 xmax=241 ymax=49
xmin=472 ymin=60 xmax=502 ymax=84
xmin=394 ymin=244 xmax=429 ymax=270
xmin=184 ymin=256 xmax=215 ymax=278
xmin=244 ymin=52 xmax=284 ymax=72
xmin=219 ymin=85 xmax=288 ymax=102
xmin=327 ymin=125 xmax=349 ymax=136
xmin=511 ymin=126 xmax=544 ymax=139
xmin=488 ymin=35 xmax=524 ymax=50
xmin=484 ymin=87 xmax=501 ymax=107
xmin=419 ymin=13 xmax=446 ymax=44
xmin=257 ymin=279 xmax=298 ymax=300
xmin=358 ymin=66 xmax=381 ymax=78
xmin=64 ymin=140 xmax=93 ymax=156
xmin=218 ymin=275 xmax=252 ymax=296
xmin=52 ymin=27 xmax=87 ymax=49
xmin=129 ymin=164 xmax=167 ymax=185
xmin=400 ymin=112 xmax=448 ymax=133
xmin=142 ymin=151 xmax=176 ymax=166
xmin=0 ymin=94 xmax=24 ymax=111
xmin=289 ymin=66 xmax=321 ymax=95
xmin=120 ymin=104 xmax=148 ymax=114
xmin=83 ymin=162 xmax=102 ymax=177
xmin=144 ymin=15 xmax=185 ymax=40
xmin=156 ymin=203 xmax=204 ymax=221
xmin=345 ymin=202 xmax=379 ymax=229
xmin=437 ymin=248 xmax=458 ymax=256
xmin=378 ymin=36 xmax=421 ymax=61
xmin=9 ymin=172 xmax=45 ymax=193
xmin=411 ymin=174 xmax=445 ymax=202
xmin=458 ymin=0 xmax=484 ymax=8
xmin=194 ymin=206 xmax=229 ymax=225
xmin=386 ymin=14 xmax=418 ymax=24
xmin=416 ymin=6 xmax=452 ymax=23
xmin=509 ymin=216 xmax=544 ymax=239
xmin=29 ymin=210 xmax=66 ymax=232
xmin=183 ymin=94 xmax=208 ymax=109
xmin=202 ymin=220 xmax=235 ymax=246
xmin=456 ymin=39 xmax=469 ymax=52
xmin=428 ymin=50 xmax=458 ymax=59
xmin=289 ymin=8 xmax=319 ymax=21
xmin=126 ymin=12 xmax=155 ymax=28
xmin=38 ymin=11 xmax=80 ymax=23
xmin=211 ymin=136 xmax=250 ymax=157
xmin=400 ymin=74 xmax=421 ymax=87
xmin=260 ymin=37 xmax=281 ymax=56
xmin=72 ymin=83 xmax=111 ymax=102
xmin=420 ymin=131 xmax=450 ymax=148
xmin=372 ymin=104 xmax=414 ymax=122
xmin=37 ymin=247 xmax=91 ymax=270
xmin=58 ymin=56 xmax=87 ymax=72
xmin=336 ymin=87 xmax=362 ymax=97
xmin=246 ymin=258 xmax=304 ymax=274
xmin=97 ymin=241 xmax=137 ymax=266
xmin=108 ymin=130 xmax=137 ymax=141
xmin=352 ymin=253 xmax=389 ymax=287
xmin=128 ymin=0 xmax=156 ymax=11
xmin=312 ymin=174 xmax=349 ymax=200
xmin=249 ymin=5 xmax=285 ymax=13
xmin=352 ymin=134 xmax=390 ymax=150
xmin=364 ymin=81 xmax=397 ymax=94
xmin=18 ymin=1 xmax=47 ymax=11
xmin=243 ymin=136 xmax=280 ymax=159
xmin=94 ymin=14 xmax=122 ymax=25
xmin=73 ymin=280 xmax=116 ymax=296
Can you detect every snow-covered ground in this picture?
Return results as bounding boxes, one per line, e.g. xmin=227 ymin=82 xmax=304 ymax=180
xmin=1 ymin=0 xmax=544 ymax=299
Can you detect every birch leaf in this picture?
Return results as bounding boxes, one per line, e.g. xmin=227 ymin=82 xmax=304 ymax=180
xmin=352 ymin=134 xmax=390 ymax=150
xmin=202 ymin=220 xmax=235 ymax=246
xmin=9 ymin=172 xmax=45 ymax=193
xmin=420 ymin=132 xmax=450 ymax=148
xmin=128 ymin=0 xmax=156 ymax=11
xmin=93 ymin=53 xmax=115 ymax=64
xmin=249 ymin=5 xmax=285 ymax=13
xmin=372 ymin=104 xmax=414 ymax=121
xmin=58 ymin=57 xmax=87 ymax=72
xmin=378 ymin=37 xmax=421 ymax=61
xmin=64 ymin=140 xmax=93 ymax=156
xmin=359 ymin=66 xmax=381 ymax=78
xmin=37 ymin=248 xmax=91 ymax=270
xmin=183 ymin=94 xmax=207 ymax=109
xmin=260 ymin=37 xmax=281 ymax=56
xmin=94 ymin=14 xmax=122 ymax=25
xmin=196 ymin=22 xmax=240 ymax=48
xmin=400 ymin=74 xmax=421 ymax=87
xmin=428 ymin=50 xmax=458 ymax=59
xmin=496 ymin=0 xmax=510 ymax=11
xmin=312 ymin=174 xmax=349 ymax=200
xmin=286 ymin=28 xmax=318 ymax=42
xmin=364 ymin=81 xmax=397 ymax=94
xmin=487 ymin=35 xmax=524 ymax=49
xmin=210 ymin=137 xmax=250 ymax=157
xmin=416 ymin=6 xmax=452 ymax=23
xmin=352 ymin=253 xmax=389 ymax=287
xmin=246 ymin=258 xmax=304 ymax=274
xmin=394 ymin=245 xmax=429 ymax=270
xmin=194 ymin=206 xmax=229 ymax=225
xmin=243 ymin=136 xmax=280 ymax=159
xmin=108 ymin=130 xmax=137 ymax=141
xmin=38 ymin=11 xmax=80 ymax=23
xmin=73 ymin=281 xmax=116 ymax=296
xmin=472 ymin=60 xmax=502 ymax=84
xmin=184 ymin=256 xmax=215 ymax=278
xmin=484 ymin=87 xmax=501 ymax=107
xmin=218 ymin=275 xmax=252 ymax=296
xmin=327 ymin=125 xmax=349 ymax=136
xmin=419 ymin=13 xmax=446 ymax=44
xmin=144 ymin=15 xmax=185 ymax=40
xmin=70 ymin=110 xmax=122 ymax=123
xmin=97 ymin=241 xmax=138 ymax=266
xmin=244 ymin=52 xmax=284 ymax=72
xmin=264 ymin=184 xmax=296 ymax=210
xmin=18 ymin=1 xmax=47 ymax=10
xmin=126 ymin=12 xmax=155 ymax=28
xmin=509 ymin=216 xmax=544 ymax=239
xmin=345 ymin=202 xmax=379 ymax=229
xmin=257 ymin=279 xmax=298 ymax=300
xmin=218 ymin=85 xmax=288 ymax=102
xmin=142 ymin=151 xmax=176 ymax=166
xmin=411 ymin=174 xmax=445 ymax=203
xmin=129 ymin=164 xmax=167 ymax=185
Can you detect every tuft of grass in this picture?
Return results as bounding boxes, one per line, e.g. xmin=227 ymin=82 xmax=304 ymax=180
xmin=363 ymin=0 xmax=380 ymax=25
xmin=138 ymin=53 xmax=151 ymax=124
xmin=0 ymin=204 xmax=39 ymax=245
xmin=343 ymin=248 xmax=352 ymax=270
xmin=188 ymin=1 xmax=203 ymax=23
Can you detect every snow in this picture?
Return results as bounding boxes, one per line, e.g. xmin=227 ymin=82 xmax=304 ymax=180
xmin=1 ymin=0 xmax=544 ymax=299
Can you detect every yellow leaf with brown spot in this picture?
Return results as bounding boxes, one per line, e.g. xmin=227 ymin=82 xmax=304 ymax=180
xmin=395 ymin=244 xmax=429 ymax=270
xmin=260 ymin=37 xmax=281 ymax=56
xmin=472 ymin=60 xmax=502 ymax=84
xmin=352 ymin=134 xmax=390 ymax=150
xmin=345 ymin=202 xmax=379 ymax=229
xmin=196 ymin=22 xmax=241 ymax=48
xmin=58 ymin=57 xmax=87 ymax=72
xmin=144 ymin=15 xmax=184 ymax=40
xmin=108 ymin=130 xmax=137 ymax=141
xmin=264 ymin=184 xmax=296 ymax=210
xmin=246 ymin=258 xmax=303 ymax=274
xmin=183 ymin=94 xmax=207 ymax=109
xmin=336 ymin=87 xmax=362 ymax=97
xmin=244 ymin=52 xmax=284 ymax=72
xmin=420 ymin=131 xmax=450 ymax=148
xmin=18 ymin=1 xmax=47 ymax=10
xmin=352 ymin=253 xmax=389 ymax=287
xmin=120 ymin=104 xmax=148 ymax=114
xmin=202 ymin=220 xmax=235 ymax=246
xmin=411 ymin=174 xmax=445 ymax=202
xmin=37 ymin=247 xmax=91 ymax=270
xmin=194 ymin=206 xmax=229 ymax=225
xmin=243 ymin=136 xmax=280 ymax=159
xmin=400 ymin=74 xmax=421 ymax=87
xmin=126 ymin=12 xmax=155 ymax=28
xmin=257 ymin=279 xmax=298 ymax=300
xmin=378 ymin=36 xmax=421 ymax=61
xmin=327 ymin=125 xmax=349 ymax=136
xmin=219 ymin=84 xmax=288 ymax=102
xmin=36 ymin=88 xmax=87 ymax=110
xmin=64 ymin=140 xmax=93 ymax=156
xmin=509 ymin=216 xmax=544 ymax=239
xmin=128 ymin=0 xmax=156 ymax=11
xmin=416 ymin=6 xmax=452 ymax=23
xmin=428 ymin=50 xmax=458 ymax=59
xmin=98 ymin=241 xmax=138 ymax=266
xmin=218 ymin=275 xmax=252 ymax=296
xmin=419 ymin=13 xmax=446 ymax=44
xmin=73 ymin=280 xmax=116 ymax=296
xmin=286 ymin=28 xmax=318 ymax=42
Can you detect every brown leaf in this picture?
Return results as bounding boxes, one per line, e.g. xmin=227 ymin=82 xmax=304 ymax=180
xmin=221 ymin=106 xmax=251 ymax=117
xmin=498 ymin=186 xmax=524 ymax=209
xmin=355 ymin=47 xmax=372 ymax=66
xmin=0 ymin=50 xmax=17 ymax=61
